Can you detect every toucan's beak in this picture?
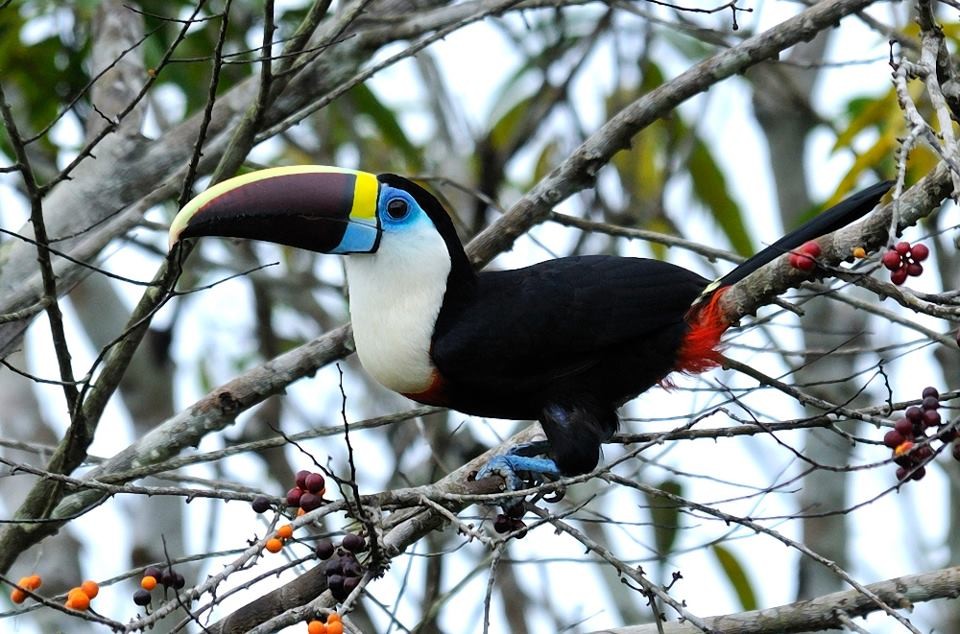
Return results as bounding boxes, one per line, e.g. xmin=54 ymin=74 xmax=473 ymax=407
xmin=168 ymin=166 xmax=381 ymax=254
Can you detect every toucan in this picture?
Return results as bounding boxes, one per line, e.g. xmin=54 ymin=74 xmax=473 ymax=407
xmin=169 ymin=166 xmax=890 ymax=485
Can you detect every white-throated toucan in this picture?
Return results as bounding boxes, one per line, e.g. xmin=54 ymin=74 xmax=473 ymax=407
xmin=169 ymin=166 xmax=890 ymax=484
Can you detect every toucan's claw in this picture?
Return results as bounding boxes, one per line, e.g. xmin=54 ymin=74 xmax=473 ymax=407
xmin=476 ymin=441 xmax=562 ymax=496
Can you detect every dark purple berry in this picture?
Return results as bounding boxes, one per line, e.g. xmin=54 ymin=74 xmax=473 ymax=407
xmin=315 ymin=539 xmax=335 ymax=560
xmin=884 ymin=430 xmax=905 ymax=448
xmin=295 ymin=470 xmax=311 ymax=490
xmin=143 ymin=566 xmax=162 ymax=580
xmin=342 ymin=533 xmax=365 ymax=553
xmin=493 ymin=514 xmax=512 ymax=534
xmin=343 ymin=576 xmax=360 ymax=595
xmin=172 ymin=573 xmax=186 ymax=590
xmin=939 ymin=425 xmax=957 ymax=442
xmin=299 ymin=492 xmax=322 ymax=512
xmin=922 ymin=396 xmax=939 ymax=411
xmin=953 ymin=442 xmax=960 ymax=462
xmin=894 ymin=454 xmax=915 ymax=467
xmin=923 ymin=409 xmax=941 ymax=427
xmin=328 ymin=574 xmax=345 ymax=600
xmin=895 ymin=417 xmax=914 ymax=434
xmin=512 ymin=519 xmax=528 ymax=539
xmin=911 ymin=466 xmax=927 ymax=481
xmin=882 ymin=250 xmax=902 ymax=270
xmin=286 ymin=487 xmax=303 ymax=508
xmin=160 ymin=569 xmax=175 ymax=587
xmin=342 ymin=559 xmax=363 ymax=578
xmin=905 ymin=407 xmax=923 ymax=423
xmin=922 ymin=386 xmax=940 ymax=400
xmin=325 ymin=558 xmax=344 ymax=576
xmin=252 ymin=496 xmax=272 ymax=514
xmin=133 ymin=589 xmax=152 ymax=606
xmin=914 ymin=445 xmax=934 ymax=461
xmin=304 ymin=473 xmax=325 ymax=494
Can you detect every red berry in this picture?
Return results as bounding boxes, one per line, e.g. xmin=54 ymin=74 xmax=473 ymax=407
xmin=890 ymin=268 xmax=908 ymax=285
xmin=881 ymin=250 xmax=902 ymax=270
xmin=801 ymin=241 xmax=822 ymax=257
xmin=907 ymin=262 xmax=923 ymax=277
xmin=895 ymin=241 xmax=911 ymax=255
xmin=304 ymin=473 xmax=325 ymax=494
xmin=923 ymin=410 xmax=941 ymax=427
xmin=286 ymin=487 xmax=303 ymax=507
xmin=793 ymin=255 xmax=816 ymax=271
xmin=922 ymin=387 xmax=940 ymax=400
xmin=296 ymin=470 xmax=311 ymax=490
xmin=894 ymin=418 xmax=913 ymax=436
xmin=910 ymin=243 xmax=929 ymax=261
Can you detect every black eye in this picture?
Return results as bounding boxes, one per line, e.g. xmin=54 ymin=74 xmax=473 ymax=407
xmin=386 ymin=198 xmax=409 ymax=220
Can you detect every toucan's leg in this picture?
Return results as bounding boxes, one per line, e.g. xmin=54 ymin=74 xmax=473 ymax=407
xmin=540 ymin=401 xmax=617 ymax=477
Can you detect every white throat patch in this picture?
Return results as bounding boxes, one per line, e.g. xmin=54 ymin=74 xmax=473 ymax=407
xmin=344 ymin=216 xmax=451 ymax=394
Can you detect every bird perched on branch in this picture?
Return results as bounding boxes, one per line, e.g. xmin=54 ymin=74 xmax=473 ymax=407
xmin=169 ymin=166 xmax=890 ymax=488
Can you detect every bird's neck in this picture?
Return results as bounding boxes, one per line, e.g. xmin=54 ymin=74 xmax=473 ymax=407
xmin=344 ymin=230 xmax=473 ymax=394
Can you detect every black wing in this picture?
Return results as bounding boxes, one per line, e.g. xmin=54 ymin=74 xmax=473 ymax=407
xmin=430 ymin=255 xmax=709 ymax=402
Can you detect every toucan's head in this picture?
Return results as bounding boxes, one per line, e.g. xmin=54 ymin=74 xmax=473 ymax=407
xmin=168 ymin=166 xmax=470 ymax=272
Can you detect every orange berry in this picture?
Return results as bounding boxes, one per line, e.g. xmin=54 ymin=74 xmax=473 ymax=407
xmin=22 ymin=575 xmax=42 ymax=590
xmin=297 ymin=507 xmax=306 ymax=517
xmin=141 ymin=575 xmax=158 ymax=591
xmin=277 ymin=524 xmax=294 ymax=539
xmin=327 ymin=613 xmax=341 ymax=623
xmin=11 ymin=588 xmax=27 ymax=604
xmin=66 ymin=587 xmax=90 ymax=610
xmin=80 ymin=580 xmax=99 ymax=599
xmin=307 ymin=620 xmax=327 ymax=634
xmin=265 ymin=537 xmax=284 ymax=553
xmin=895 ymin=441 xmax=914 ymax=457
xmin=326 ymin=621 xmax=344 ymax=634
xmin=852 ymin=246 xmax=866 ymax=258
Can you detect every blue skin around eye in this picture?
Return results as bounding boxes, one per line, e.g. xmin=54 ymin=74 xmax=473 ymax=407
xmin=377 ymin=185 xmax=423 ymax=230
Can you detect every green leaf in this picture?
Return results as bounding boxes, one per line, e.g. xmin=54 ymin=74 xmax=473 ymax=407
xmin=350 ymin=84 xmax=422 ymax=170
xmin=711 ymin=544 xmax=758 ymax=611
xmin=689 ymin=139 xmax=753 ymax=256
xmin=644 ymin=479 xmax=683 ymax=558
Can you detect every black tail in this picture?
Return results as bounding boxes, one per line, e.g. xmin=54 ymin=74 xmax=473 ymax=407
xmin=712 ymin=180 xmax=892 ymax=290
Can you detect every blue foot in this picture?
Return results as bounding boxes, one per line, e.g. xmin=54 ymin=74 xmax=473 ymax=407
xmin=476 ymin=442 xmax=561 ymax=491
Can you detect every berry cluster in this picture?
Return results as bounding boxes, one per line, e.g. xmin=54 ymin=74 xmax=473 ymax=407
xmin=315 ymin=533 xmax=366 ymax=602
xmin=133 ymin=565 xmax=185 ymax=607
xmin=788 ymin=241 xmax=821 ymax=271
xmin=10 ymin=574 xmax=41 ymax=604
xmin=492 ymin=506 xmax=527 ymax=538
xmin=265 ymin=522 xmax=297 ymax=554
xmin=287 ymin=470 xmax=327 ymax=513
xmin=65 ymin=581 xmax=99 ymax=611
xmin=882 ymin=387 xmax=949 ymax=482
xmin=881 ymin=241 xmax=928 ymax=285
xmin=307 ymin=612 xmax=344 ymax=634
